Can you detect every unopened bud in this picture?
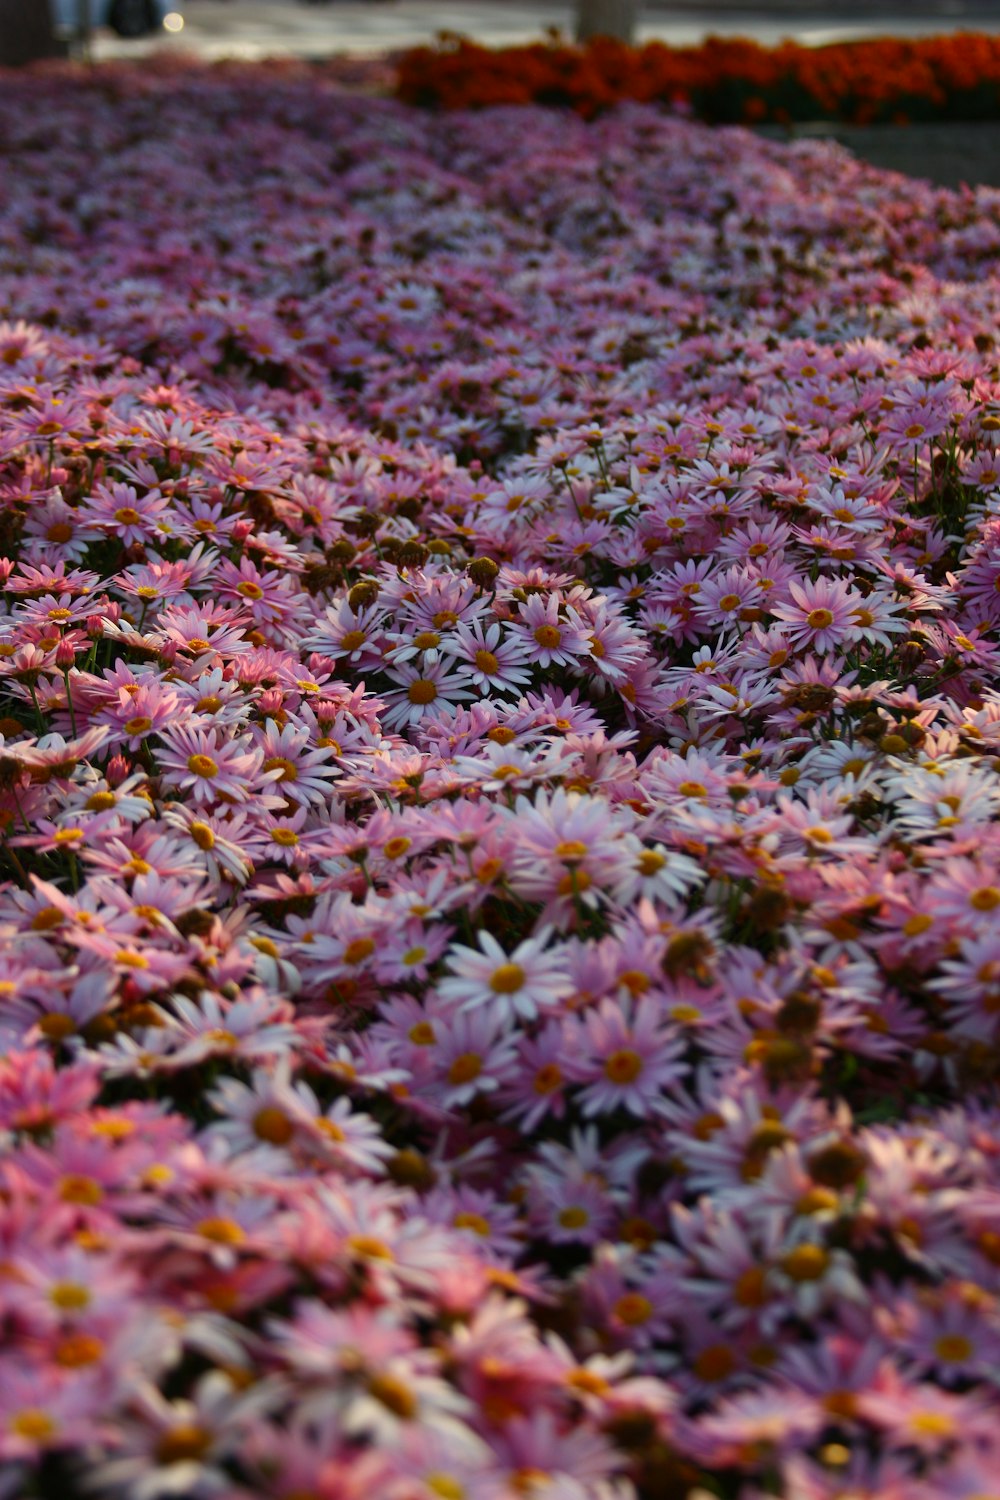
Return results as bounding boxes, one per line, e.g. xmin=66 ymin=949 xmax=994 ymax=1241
xmin=106 ymin=755 xmax=130 ymax=788
xmin=258 ymin=688 xmax=284 ymax=715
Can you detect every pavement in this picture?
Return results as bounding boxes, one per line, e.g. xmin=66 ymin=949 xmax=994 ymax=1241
xmin=88 ymin=0 xmax=1000 ymax=62
xmin=75 ymin=1 xmax=1000 ymax=191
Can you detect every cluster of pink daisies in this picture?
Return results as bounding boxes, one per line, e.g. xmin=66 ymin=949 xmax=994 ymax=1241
xmin=4 ymin=56 xmax=1000 ymax=1500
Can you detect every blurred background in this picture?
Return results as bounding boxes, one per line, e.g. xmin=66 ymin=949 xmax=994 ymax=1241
xmin=8 ymin=0 xmax=1000 ymax=63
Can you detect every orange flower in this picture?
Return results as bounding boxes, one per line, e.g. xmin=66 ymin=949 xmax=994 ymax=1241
xmin=395 ymin=31 xmax=1000 ymax=126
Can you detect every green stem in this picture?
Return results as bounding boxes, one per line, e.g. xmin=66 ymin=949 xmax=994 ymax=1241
xmin=62 ymin=672 xmax=78 ymax=738
xmin=27 ymin=682 xmax=45 ymax=735
xmin=1 ymin=840 xmax=30 ymax=887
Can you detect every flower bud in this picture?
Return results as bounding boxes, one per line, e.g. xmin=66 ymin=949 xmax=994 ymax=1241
xmin=106 ymin=755 xmax=130 ymax=788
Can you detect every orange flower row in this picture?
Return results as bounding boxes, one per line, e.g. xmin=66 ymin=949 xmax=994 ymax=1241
xmin=395 ymin=31 xmax=1000 ymax=125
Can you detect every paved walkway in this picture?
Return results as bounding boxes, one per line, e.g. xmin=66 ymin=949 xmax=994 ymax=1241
xmin=92 ymin=0 xmax=1000 ymax=61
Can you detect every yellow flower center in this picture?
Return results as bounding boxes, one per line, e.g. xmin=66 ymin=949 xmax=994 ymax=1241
xmin=85 ymin=790 xmax=117 ymax=811
xmin=807 ymin=608 xmax=834 ymax=629
xmin=554 ymin=840 xmax=588 ymax=862
xmin=780 ymin=1245 xmax=829 ymax=1282
xmin=367 ymin=1374 xmax=417 ymax=1420
xmin=804 ymin=826 xmax=834 ymax=844
xmin=426 ymin=1476 xmax=466 ymax=1500
xmin=453 ymin=1211 xmax=491 ymax=1237
xmin=908 ymin=1411 xmax=956 ymax=1438
xmin=346 ymin=1234 xmax=395 ymax=1260
xmin=48 ymin=1280 xmax=91 ymax=1311
xmin=9 ymin=1409 xmax=57 ymax=1441
xmin=58 ymin=1175 xmax=103 ymax=1206
xmin=187 ymin=753 xmax=218 ymax=779
xmin=195 ymin=1217 xmax=245 ymax=1245
xmin=205 ymin=1029 xmax=238 ymax=1046
xmin=114 ymin=950 xmax=149 ymax=969
xmin=490 ymin=962 xmax=525 ymax=994
xmin=263 ymin=756 xmax=298 ymax=782
xmin=533 ymin=625 xmax=561 ymax=649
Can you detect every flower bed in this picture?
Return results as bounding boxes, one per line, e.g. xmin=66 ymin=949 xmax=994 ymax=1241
xmin=4 ymin=57 xmax=1000 ymax=1500
xmin=396 ymin=31 xmax=1000 ymax=124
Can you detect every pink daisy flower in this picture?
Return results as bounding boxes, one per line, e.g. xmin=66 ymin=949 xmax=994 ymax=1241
xmin=441 ymin=619 xmax=533 ymax=693
xmin=439 ymin=927 xmax=574 ymax=1025
xmin=565 ymin=995 xmax=687 ymax=1118
xmin=156 ymin=724 xmax=269 ymax=806
xmin=509 ymin=592 xmax=591 ymax=670
xmin=381 ymin=658 xmax=477 ymax=730
xmin=78 ymin=481 xmax=171 ymax=546
xmin=770 ymin=575 xmax=862 ymax=653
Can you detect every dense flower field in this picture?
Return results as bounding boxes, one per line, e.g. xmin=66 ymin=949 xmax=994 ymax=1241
xmin=5 ymin=57 xmax=1000 ymax=1500
xmin=396 ymin=31 xmax=1000 ymax=124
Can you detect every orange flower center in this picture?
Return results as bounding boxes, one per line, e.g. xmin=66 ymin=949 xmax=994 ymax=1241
xmin=447 ymin=1053 xmax=482 ymax=1086
xmin=604 ymin=1048 xmax=643 ymax=1084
